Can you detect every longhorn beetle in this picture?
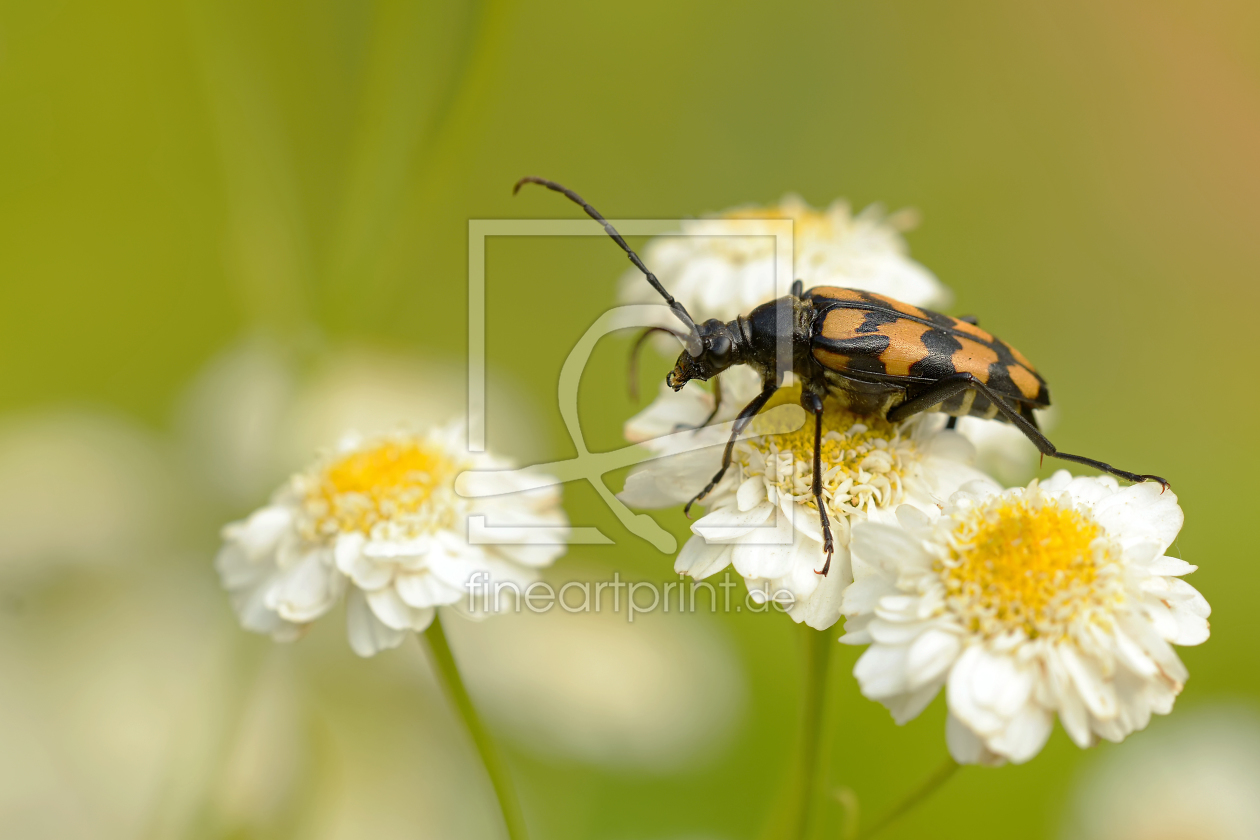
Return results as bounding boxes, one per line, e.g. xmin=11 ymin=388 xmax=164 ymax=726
xmin=514 ymin=177 xmax=1168 ymax=575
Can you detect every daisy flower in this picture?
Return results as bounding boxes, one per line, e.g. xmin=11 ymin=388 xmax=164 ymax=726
xmin=842 ymin=472 xmax=1209 ymax=765
xmin=619 ymin=381 xmax=996 ymax=630
xmin=215 ymin=424 xmax=569 ymax=656
xmin=617 ymin=194 xmax=950 ymax=339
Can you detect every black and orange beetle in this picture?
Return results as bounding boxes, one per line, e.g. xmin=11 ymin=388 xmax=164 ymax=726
xmin=514 ymin=177 xmax=1168 ymax=574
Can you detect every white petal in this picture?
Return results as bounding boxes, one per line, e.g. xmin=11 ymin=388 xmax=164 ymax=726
xmin=340 ymin=539 xmax=394 ymax=590
xmin=1059 ymin=645 xmax=1118 ymax=721
xmin=675 ymin=537 xmax=733 ymax=580
xmin=788 ymin=547 xmax=852 ymax=630
xmin=1143 ymin=555 xmax=1197 ymax=577
xmin=1050 ymin=649 xmax=1094 ymax=749
xmin=885 ymin=678 xmax=943 ymax=725
xmin=947 ymin=646 xmax=1032 ymax=737
xmin=215 ymin=543 xmax=267 ymax=590
xmin=852 ymin=522 xmax=933 ymax=574
xmin=731 ymin=514 xmax=805 ymax=580
xmin=693 ymin=501 xmax=775 ymax=542
xmin=396 ymin=570 xmax=464 ymax=609
xmin=840 ymin=574 xmax=896 ymax=618
xmin=346 ymin=588 xmax=406 ymax=657
xmin=736 ymin=475 xmax=766 ymax=512
xmin=1164 ymin=600 xmax=1211 ymax=646
xmin=232 ymin=505 xmax=295 ymax=561
xmin=334 ymin=532 xmax=368 ymax=573
xmin=1165 ymin=577 xmax=1212 ymax=619
xmin=906 ymin=629 xmax=962 ymax=690
xmin=1093 ymin=481 xmax=1183 ymax=554
xmin=854 ymin=644 xmax=910 ymax=700
xmin=366 ymin=586 xmax=421 ymax=631
xmin=989 ymin=703 xmax=1053 ymax=764
xmin=1120 ymin=614 xmax=1189 ymax=685
xmin=946 ymin=713 xmax=1004 ymax=767
xmin=267 ymin=549 xmax=339 ymax=623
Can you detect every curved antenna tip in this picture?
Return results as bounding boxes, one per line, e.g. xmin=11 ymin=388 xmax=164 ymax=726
xmin=513 ymin=176 xmax=546 ymax=196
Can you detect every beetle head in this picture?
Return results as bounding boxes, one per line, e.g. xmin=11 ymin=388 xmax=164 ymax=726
xmin=666 ymin=319 xmax=742 ymax=391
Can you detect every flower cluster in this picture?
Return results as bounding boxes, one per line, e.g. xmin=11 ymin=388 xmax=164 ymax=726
xmin=622 ymin=380 xmax=994 ymax=629
xmin=618 ymin=193 xmax=1209 ymax=764
xmin=216 ymin=424 xmax=568 ymax=656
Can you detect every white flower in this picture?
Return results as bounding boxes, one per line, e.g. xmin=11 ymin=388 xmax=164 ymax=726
xmin=216 ymin=424 xmax=569 ymax=656
xmin=620 ymin=381 xmax=995 ymax=630
xmin=617 ymin=195 xmax=950 ymax=342
xmin=842 ymin=472 xmax=1209 ymax=765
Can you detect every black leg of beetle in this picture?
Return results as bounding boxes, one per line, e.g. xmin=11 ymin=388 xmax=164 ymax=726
xmin=684 ymin=378 xmax=781 ymax=515
xmin=628 ymin=326 xmax=687 ymax=401
xmin=791 ymin=279 xmax=804 ymax=298
xmin=887 ymin=373 xmax=1169 ymax=488
xmin=944 ymin=416 xmax=959 ymax=430
xmin=669 ymin=377 xmax=724 ymax=433
xmin=802 ymin=391 xmax=835 ymax=575
xmin=698 ymin=376 xmax=723 ymax=428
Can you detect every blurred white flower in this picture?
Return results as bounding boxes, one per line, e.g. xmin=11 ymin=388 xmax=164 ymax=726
xmin=216 ymin=425 xmax=569 ymax=656
xmin=842 ymin=473 xmax=1209 ymax=765
xmin=0 ymin=561 xmax=243 ymax=840
xmin=0 ymin=410 xmax=178 ymax=582
xmin=453 ymin=604 xmax=746 ymax=772
xmin=621 ymin=381 xmax=994 ymax=630
xmin=617 ymin=195 xmax=950 ymax=341
xmin=177 ymin=337 xmax=543 ymax=508
xmin=1061 ymin=705 xmax=1260 ymax=840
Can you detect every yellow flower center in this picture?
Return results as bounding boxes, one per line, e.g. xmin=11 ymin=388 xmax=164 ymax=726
xmin=939 ymin=494 xmax=1120 ymax=639
xmin=736 ymin=384 xmax=915 ymax=518
xmin=298 ymin=436 xmax=462 ymax=541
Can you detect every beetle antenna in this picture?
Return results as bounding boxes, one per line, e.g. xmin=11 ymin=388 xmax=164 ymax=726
xmin=514 ymin=177 xmax=703 ymax=355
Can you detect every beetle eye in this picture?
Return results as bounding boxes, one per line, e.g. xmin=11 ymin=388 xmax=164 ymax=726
xmin=708 ymin=334 xmax=732 ymax=361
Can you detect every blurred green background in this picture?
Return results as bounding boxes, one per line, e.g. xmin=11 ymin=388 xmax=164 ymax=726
xmin=2 ymin=1 xmax=1258 ymax=838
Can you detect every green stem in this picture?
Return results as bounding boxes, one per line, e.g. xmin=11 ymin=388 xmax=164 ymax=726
xmin=787 ymin=624 xmax=835 ymax=840
xmin=422 ymin=615 xmax=529 ymax=840
xmin=857 ymin=758 xmax=959 ymax=840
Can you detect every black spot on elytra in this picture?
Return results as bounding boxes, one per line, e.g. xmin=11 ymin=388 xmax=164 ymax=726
xmin=857 ymin=309 xmax=899 ymax=333
xmin=910 ymin=329 xmax=962 ymax=379
xmin=814 ymin=334 xmax=890 ymax=375
xmin=986 ymin=364 xmax=1018 ymax=398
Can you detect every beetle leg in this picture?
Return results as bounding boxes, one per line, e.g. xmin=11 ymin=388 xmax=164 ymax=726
xmin=669 ymin=376 xmax=724 ymax=433
xmin=628 ymin=326 xmax=688 ymax=401
xmin=698 ymin=375 xmax=723 ymax=429
xmin=887 ymin=373 xmax=1169 ymax=489
xmin=802 ymin=390 xmax=835 ymax=575
xmin=791 ymin=279 xmax=805 ymax=298
xmin=945 ymin=416 xmax=959 ymax=430
xmin=684 ymin=378 xmax=781 ymax=515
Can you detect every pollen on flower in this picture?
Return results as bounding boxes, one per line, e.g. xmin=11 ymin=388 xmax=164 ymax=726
xmin=296 ymin=435 xmax=465 ymax=541
xmin=736 ymin=384 xmax=916 ymax=516
xmin=938 ymin=489 xmax=1123 ymax=639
